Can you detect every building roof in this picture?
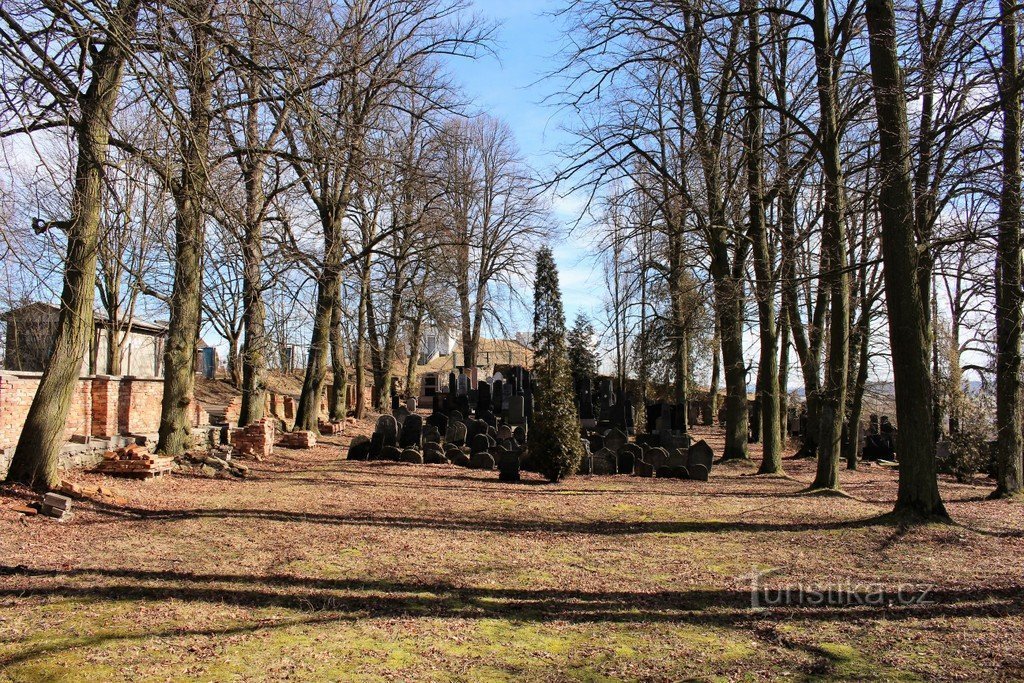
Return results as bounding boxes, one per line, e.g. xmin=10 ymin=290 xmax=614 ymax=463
xmin=419 ymin=337 xmax=534 ymax=374
xmin=3 ymin=302 xmax=169 ymax=334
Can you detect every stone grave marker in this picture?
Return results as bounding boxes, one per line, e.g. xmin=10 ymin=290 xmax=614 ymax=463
xmin=446 ymin=421 xmax=467 ymax=447
xmin=399 ymin=414 xmax=423 ymax=449
xmin=687 ymin=440 xmax=714 ymax=474
xmin=375 ymin=415 xmax=398 ymax=446
xmin=401 ymin=448 xmax=424 ymax=464
xmin=348 ymin=435 xmax=371 ymax=461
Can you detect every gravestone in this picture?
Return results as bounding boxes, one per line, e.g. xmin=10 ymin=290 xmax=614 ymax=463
xmin=407 ymin=397 xmax=418 ymax=413
xmin=375 ymin=415 xmax=398 ymax=446
xmin=427 ymin=412 xmax=449 ymax=436
xmin=446 ymin=421 xmax=467 ymax=447
xmin=447 ymin=447 xmax=470 ymax=467
xmin=492 ymin=379 xmax=505 ymax=411
xmin=479 ymin=410 xmax=497 ymax=428
xmin=645 ymin=447 xmax=670 ymax=469
xmin=369 ymin=431 xmax=385 ymax=459
xmin=578 ymin=454 xmax=594 ymax=475
xmin=391 ymin=393 xmax=401 ymax=412
xmin=604 ymin=428 xmax=628 ymax=455
xmin=634 ymin=459 xmax=655 ymax=477
xmin=512 ymin=426 xmax=527 ymax=445
xmin=470 ymin=451 xmax=495 ymax=470
xmin=423 ymin=426 xmax=441 ymax=445
xmin=508 ymin=396 xmax=526 ymax=425
xmin=588 ymin=433 xmax=605 ymax=454
xmin=687 ymin=440 xmax=714 ymax=474
xmin=619 ymin=443 xmax=641 ymax=475
xmin=381 ymin=445 xmax=402 ymax=461
xmin=457 ymin=373 xmax=469 ymax=396
xmin=657 ymin=464 xmax=689 ymax=479
xmin=401 ymin=448 xmax=424 ymax=464
xmin=592 ymin=448 xmax=618 ymax=475
xmin=497 ymin=448 xmax=520 ymax=482
xmin=689 ymin=463 xmax=709 ymax=481
xmin=394 ymin=406 xmax=410 ymax=427
xmin=450 ymin=410 xmax=464 ymax=422
xmin=471 ymin=433 xmax=491 ymax=455
xmin=424 ymin=442 xmax=447 ymax=464
xmin=348 ymin=435 xmax=371 ymax=461
xmin=399 ymin=414 xmax=423 ymax=449
xmin=448 ymin=372 xmax=458 ymax=397
xmin=496 ymin=425 xmax=513 ymax=442
xmin=477 ymin=382 xmax=492 ymax=413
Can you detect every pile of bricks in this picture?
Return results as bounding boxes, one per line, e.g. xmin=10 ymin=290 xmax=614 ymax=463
xmin=41 ymin=492 xmax=73 ymax=520
xmin=318 ymin=420 xmax=344 ymax=435
xmin=230 ymin=419 xmax=274 ymax=460
xmin=93 ymin=444 xmax=174 ymax=479
xmin=278 ymin=430 xmax=317 ymax=449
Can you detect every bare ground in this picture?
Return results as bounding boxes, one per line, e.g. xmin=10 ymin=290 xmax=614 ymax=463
xmin=1 ymin=423 xmax=1022 ymax=682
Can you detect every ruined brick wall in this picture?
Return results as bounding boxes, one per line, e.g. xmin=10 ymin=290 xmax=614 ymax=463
xmin=117 ymin=377 xmax=163 ymax=435
xmin=0 ymin=372 xmax=166 ymax=451
xmin=0 ymin=372 xmax=95 ymax=450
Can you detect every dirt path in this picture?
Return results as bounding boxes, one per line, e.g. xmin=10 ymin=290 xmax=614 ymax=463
xmin=1 ymin=424 xmax=1022 ymax=681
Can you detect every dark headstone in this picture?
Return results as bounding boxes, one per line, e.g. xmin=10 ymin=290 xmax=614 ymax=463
xmin=492 ymin=379 xmax=504 ymax=410
xmin=513 ymin=426 xmax=527 ymax=445
xmin=619 ymin=443 xmax=641 ymax=475
xmin=375 ymin=415 xmax=398 ymax=446
xmin=401 ymin=448 xmax=424 ymax=464
xmin=592 ymin=448 xmax=617 ymax=475
xmin=399 ymin=414 xmax=423 ymax=449
xmin=348 ymin=436 xmax=371 ymax=461
xmin=657 ymin=465 xmax=689 ymax=479
xmin=381 ymin=445 xmax=403 ymax=461
xmin=447 ymin=448 xmax=470 ymax=467
xmin=446 ymin=421 xmax=467 ymax=447
xmin=634 ymin=460 xmax=655 ymax=477
xmin=498 ymin=449 xmax=520 ymax=482
xmin=471 ymin=433 xmax=491 ymax=455
xmin=645 ymin=447 xmax=669 ymax=469
xmin=369 ymin=432 xmax=385 ymax=459
xmin=477 ymin=382 xmax=492 ymax=413
xmin=689 ymin=463 xmax=709 ymax=481
xmin=687 ymin=440 xmax=714 ymax=473
xmin=470 ymin=452 xmax=495 ymax=470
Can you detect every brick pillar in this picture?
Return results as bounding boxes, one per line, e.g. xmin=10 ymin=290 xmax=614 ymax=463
xmin=91 ymin=376 xmax=119 ymax=438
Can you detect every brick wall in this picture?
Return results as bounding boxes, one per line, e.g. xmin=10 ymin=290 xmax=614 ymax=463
xmin=117 ymin=377 xmax=163 ymax=435
xmin=0 ymin=372 xmax=167 ymax=451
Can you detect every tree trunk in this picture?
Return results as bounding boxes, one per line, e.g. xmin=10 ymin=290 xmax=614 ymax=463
xmin=238 ymin=148 xmax=267 ymax=427
xmin=744 ymin=0 xmax=782 ymax=474
xmin=295 ymin=216 xmax=343 ymax=432
xmin=810 ymin=0 xmax=850 ymax=491
xmin=329 ymin=295 xmax=347 ymax=421
xmin=668 ymin=230 xmax=689 ymax=426
xmin=227 ymin=333 xmax=242 ymax=388
xmin=865 ymin=0 xmax=947 ymax=519
xmin=353 ymin=256 xmax=370 ymax=419
xmin=995 ymin=0 xmax=1024 ymax=498
xmin=157 ymin=4 xmax=213 ymax=457
xmin=6 ymin=0 xmax=140 ymax=490
xmin=709 ymin=319 xmax=721 ymax=420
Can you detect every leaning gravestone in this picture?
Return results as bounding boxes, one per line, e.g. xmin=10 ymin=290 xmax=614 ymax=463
xmin=687 ymin=440 xmax=714 ymax=475
xmin=375 ymin=415 xmax=398 ymax=446
xmin=644 ymin=447 xmax=669 ymax=470
xmin=512 ymin=426 xmax=527 ymax=445
xmin=604 ymin=428 xmax=628 ymax=456
xmin=447 ymin=447 xmax=470 ymax=467
xmin=381 ymin=445 xmax=403 ymax=461
xmin=424 ymin=442 xmax=447 ymax=464
xmin=446 ymin=421 xmax=468 ymax=447
xmin=427 ymin=412 xmax=449 ymax=435
xmin=399 ymin=414 xmax=423 ymax=449
xmin=348 ymin=436 xmax=371 ymax=461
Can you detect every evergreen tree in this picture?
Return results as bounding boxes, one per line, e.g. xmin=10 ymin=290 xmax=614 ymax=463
xmin=531 ymin=247 xmax=584 ymax=481
xmin=567 ymin=313 xmax=600 ymax=385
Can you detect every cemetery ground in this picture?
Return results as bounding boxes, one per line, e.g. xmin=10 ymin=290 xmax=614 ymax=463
xmin=1 ymin=422 xmax=1022 ymax=682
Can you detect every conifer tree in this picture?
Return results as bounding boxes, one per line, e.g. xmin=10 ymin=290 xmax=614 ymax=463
xmin=531 ymin=247 xmax=584 ymax=481
xmin=567 ymin=313 xmax=600 ymax=385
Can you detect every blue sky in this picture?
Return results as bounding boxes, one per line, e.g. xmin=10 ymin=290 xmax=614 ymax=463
xmin=447 ymin=0 xmax=606 ymax=329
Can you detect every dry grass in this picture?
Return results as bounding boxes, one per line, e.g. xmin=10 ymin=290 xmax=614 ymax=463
xmin=1 ymin=422 xmax=1022 ymax=682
